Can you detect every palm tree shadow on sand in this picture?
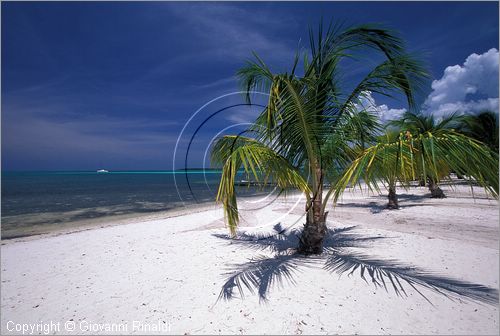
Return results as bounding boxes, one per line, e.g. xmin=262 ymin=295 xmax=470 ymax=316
xmin=213 ymin=225 xmax=499 ymax=305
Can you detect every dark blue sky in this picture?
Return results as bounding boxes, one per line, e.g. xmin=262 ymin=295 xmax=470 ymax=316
xmin=2 ymin=1 xmax=499 ymax=170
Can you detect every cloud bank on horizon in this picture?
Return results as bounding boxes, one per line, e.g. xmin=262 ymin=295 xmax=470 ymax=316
xmin=374 ymin=48 xmax=499 ymax=123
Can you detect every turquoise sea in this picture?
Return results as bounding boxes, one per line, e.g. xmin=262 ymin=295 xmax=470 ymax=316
xmin=1 ymin=170 xmax=262 ymax=239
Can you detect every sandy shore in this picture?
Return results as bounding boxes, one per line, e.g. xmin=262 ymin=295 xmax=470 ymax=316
xmin=1 ymin=183 xmax=499 ymax=335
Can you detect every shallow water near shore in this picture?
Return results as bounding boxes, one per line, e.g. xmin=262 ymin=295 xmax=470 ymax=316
xmin=1 ymin=170 xmax=271 ymax=239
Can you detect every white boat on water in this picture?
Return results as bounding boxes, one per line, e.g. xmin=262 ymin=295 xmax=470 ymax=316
xmin=96 ymin=169 xmax=109 ymax=173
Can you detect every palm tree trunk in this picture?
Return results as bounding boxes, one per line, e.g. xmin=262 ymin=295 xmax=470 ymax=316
xmin=428 ymin=178 xmax=446 ymax=198
xmin=298 ymin=210 xmax=328 ymax=255
xmin=298 ymin=167 xmax=328 ymax=255
xmin=387 ymin=184 xmax=399 ymax=209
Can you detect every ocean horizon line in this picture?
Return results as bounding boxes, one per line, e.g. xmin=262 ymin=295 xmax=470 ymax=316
xmin=1 ymin=169 xmax=228 ymax=175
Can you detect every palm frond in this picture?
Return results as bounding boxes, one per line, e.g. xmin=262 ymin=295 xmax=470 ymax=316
xmin=457 ymin=110 xmax=499 ymax=151
xmin=390 ymin=111 xmax=462 ymax=136
xmin=213 ymin=135 xmax=310 ymax=236
xmin=423 ymin=132 xmax=499 ymax=196
xmin=331 ymin=135 xmax=414 ymax=203
xmin=321 ymin=108 xmax=382 ymax=185
xmin=237 ymin=54 xmax=274 ymax=104
xmin=337 ymin=54 xmax=429 ymax=119
xmin=331 ymin=131 xmax=499 ymax=204
xmin=214 ymin=21 xmax=433 ymax=237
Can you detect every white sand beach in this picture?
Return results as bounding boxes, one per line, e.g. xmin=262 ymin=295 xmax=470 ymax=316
xmin=1 ymin=183 xmax=499 ymax=335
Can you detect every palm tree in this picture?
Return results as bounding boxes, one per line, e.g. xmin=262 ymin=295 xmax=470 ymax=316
xmin=211 ymin=23 xmax=428 ymax=254
xmin=335 ymin=129 xmax=499 ymax=206
xmin=389 ymin=111 xmax=464 ymax=198
xmin=365 ymin=128 xmax=415 ymax=209
xmin=458 ymin=110 xmax=499 ymax=152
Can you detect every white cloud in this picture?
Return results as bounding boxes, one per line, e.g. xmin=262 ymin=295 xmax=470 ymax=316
xmin=377 ymin=105 xmax=407 ymax=124
xmin=355 ymin=49 xmax=499 ymax=124
xmin=427 ymin=98 xmax=499 ymax=118
xmin=424 ymin=48 xmax=499 ymax=118
xmin=355 ymin=91 xmax=407 ymax=124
